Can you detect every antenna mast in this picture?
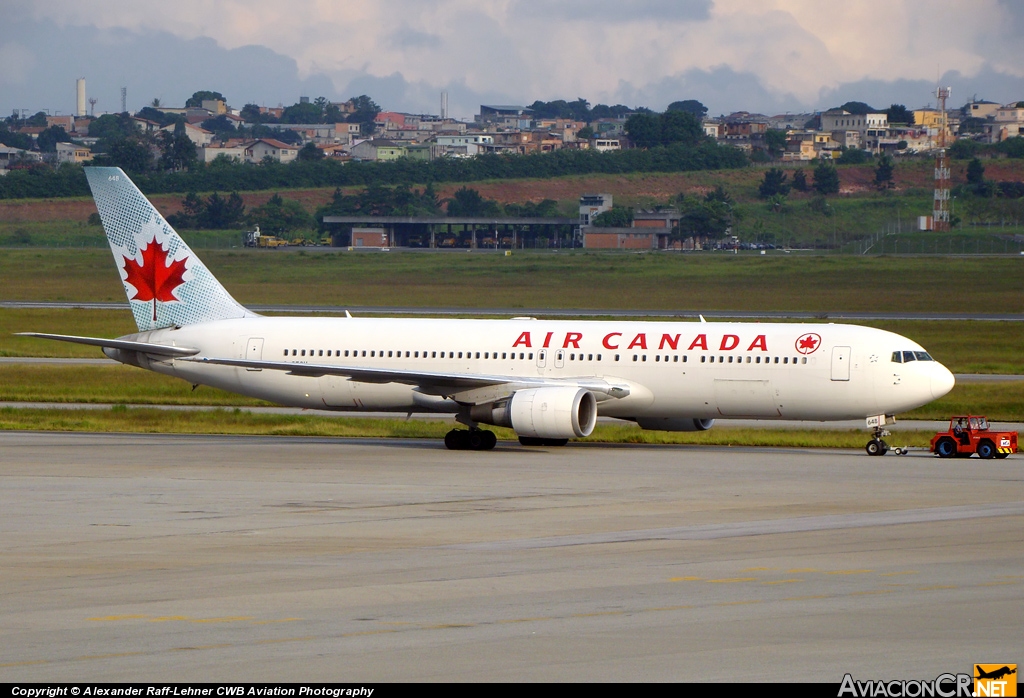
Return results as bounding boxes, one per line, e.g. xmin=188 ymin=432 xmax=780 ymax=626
xmin=932 ymin=86 xmax=951 ymax=232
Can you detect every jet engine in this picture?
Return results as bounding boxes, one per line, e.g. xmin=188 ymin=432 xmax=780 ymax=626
xmin=636 ymin=417 xmax=715 ymax=432
xmin=472 ymin=387 xmax=598 ymax=439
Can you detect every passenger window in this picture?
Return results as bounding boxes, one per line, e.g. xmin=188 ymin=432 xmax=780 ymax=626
xmin=728 ymin=356 xmax=734 ymax=363
xmin=615 ymin=354 xmax=620 ymax=361
xmin=784 ymin=357 xmax=788 ymax=364
xmin=301 ymin=350 xmax=306 ymax=356
xmin=283 ymin=349 xmax=288 ymax=356
xmin=432 ymin=351 xmax=436 ymax=358
xmin=571 ymin=353 xmax=576 ymax=361
xmin=802 ymin=357 xmax=807 ymax=364
xmin=642 ymin=355 xmax=647 ymax=362
xmin=774 ymin=357 xmax=779 ymax=364
xmin=530 ymin=353 xmax=534 ymax=360
xmin=319 ymin=350 xmax=323 ymax=356
xmin=683 ymin=355 xmax=687 ymax=363
xmin=632 ymin=355 xmax=638 ymax=362
xmin=502 ymin=352 xmax=507 ymax=359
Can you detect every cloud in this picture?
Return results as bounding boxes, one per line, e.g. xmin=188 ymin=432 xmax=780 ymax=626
xmin=3 ymin=1 xmax=1023 ymax=119
xmin=510 ymin=0 xmax=712 ymax=22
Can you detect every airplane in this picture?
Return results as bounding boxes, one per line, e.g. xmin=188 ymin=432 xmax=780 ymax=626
xmin=19 ymin=167 xmax=955 ymax=452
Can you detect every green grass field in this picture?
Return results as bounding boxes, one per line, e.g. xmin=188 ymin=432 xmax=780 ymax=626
xmin=0 ymin=405 xmax=942 ymax=449
xmin=3 ymin=249 xmax=1024 ymax=312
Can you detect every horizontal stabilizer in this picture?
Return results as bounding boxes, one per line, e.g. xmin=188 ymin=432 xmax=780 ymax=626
xmin=16 ymin=332 xmax=200 ymax=357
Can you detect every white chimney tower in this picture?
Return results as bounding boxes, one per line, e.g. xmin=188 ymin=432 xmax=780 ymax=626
xmin=76 ymin=78 xmax=87 ymax=117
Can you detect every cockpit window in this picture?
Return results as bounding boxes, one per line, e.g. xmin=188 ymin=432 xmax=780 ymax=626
xmin=902 ymin=351 xmax=917 ymax=362
xmin=892 ymin=352 xmax=902 ymax=363
xmin=894 ymin=350 xmax=934 ymax=363
xmin=914 ymin=351 xmax=933 ymax=361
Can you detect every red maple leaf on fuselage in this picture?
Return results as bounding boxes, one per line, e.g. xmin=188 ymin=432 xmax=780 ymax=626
xmin=798 ymin=335 xmax=819 ymax=350
xmin=122 ymin=237 xmax=188 ymax=321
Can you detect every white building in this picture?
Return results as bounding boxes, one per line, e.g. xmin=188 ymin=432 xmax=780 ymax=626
xmin=244 ymin=139 xmax=299 ymax=164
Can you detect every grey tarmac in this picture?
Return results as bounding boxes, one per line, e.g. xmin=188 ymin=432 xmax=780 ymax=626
xmin=1 ymin=431 xmax=1021 ymax=682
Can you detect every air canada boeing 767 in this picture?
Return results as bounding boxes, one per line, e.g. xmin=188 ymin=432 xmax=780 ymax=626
xmin=20 ymin=167 xmax=955 ymax=451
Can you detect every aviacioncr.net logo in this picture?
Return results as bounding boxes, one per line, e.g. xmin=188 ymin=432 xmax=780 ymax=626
xmin=838 ymin=673 xmax=974 ymax=698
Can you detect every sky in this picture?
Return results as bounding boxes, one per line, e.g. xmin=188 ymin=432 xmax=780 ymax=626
xmin=2 ymin=0 xmax=1024 ymax=120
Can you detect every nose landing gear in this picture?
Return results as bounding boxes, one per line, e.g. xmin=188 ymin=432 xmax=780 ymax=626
xmin=864 ymin=414 xmax=894 ymax=456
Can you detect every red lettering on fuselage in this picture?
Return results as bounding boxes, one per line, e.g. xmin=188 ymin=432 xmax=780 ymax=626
xmin=602 ymin=332 xmax=621 ymax=349
xmin=563 ymin=332 xmax=582 ymax=349
xmin=720 ymin=334 xmax=739 ymax=351
xmin=688 ymin=334 xmax=708 ymax=350
xmin=542 ymin=331 xmax=554 ymax=348
xmin=513 ymin=332 xmax=531 ymax=348
xmin=747 ymin=335 xmax=768 ymax=351
xmin=659 ymin=334 xmax=680 ymax=350
xmin=627 ymin=333 xmax=647 ymax=350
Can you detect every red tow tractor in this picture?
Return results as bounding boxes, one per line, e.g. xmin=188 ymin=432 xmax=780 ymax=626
xmin=930 ymin=415 xmax=1017 ymax=459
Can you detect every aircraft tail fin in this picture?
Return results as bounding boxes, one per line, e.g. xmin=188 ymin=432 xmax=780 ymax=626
xmin=85 ymin=167 xmax=255 ymax=331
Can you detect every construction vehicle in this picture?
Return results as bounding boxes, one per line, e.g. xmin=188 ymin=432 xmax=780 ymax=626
xmin=243 ymin=226 xmax=289 ymax=248
xmin=930 ymin=415 xmax=1017 ymax=459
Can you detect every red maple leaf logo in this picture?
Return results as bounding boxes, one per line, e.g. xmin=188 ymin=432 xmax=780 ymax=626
xmin=796 ymin=333 xmax=821 ymax=354
xmin=122 ymin=237 xmax=188 ymax=321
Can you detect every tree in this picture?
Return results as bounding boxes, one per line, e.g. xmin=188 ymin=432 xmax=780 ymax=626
xmin=88 ymin=113 xmax=135 ymax=140
xmin=346 ymin=95 xmax=381 ymax=135
xmin=624 ymin=113 xmax=661 ymax=148
xmin=281 ymin=101 xmax=323 ymax=124
xmin=446 ymin=187 xmax=500 ymax=217
xmin=813 ymin=161 xmax=840 ymax=195
xmin=185 ymin=91 xmax=225 ymax=108
xmin=886 ymin=104 xmax=914 ymax=125
xmin=659 ymin=110 xmax=704 ymax=147
xmin=764 ymin=129 xmax=787 ymax=158
xmin=158 ymin=121 xmax=197 ymax=171
xmin=591 ymin=206 xmax=634 ymax=227
xmin=758 ymin=168 xmax=790 ymax=198
xmin=838 ymin=101 xmax=875 ymax=115
xmin=103 ymin=137 xmax=154 ymax=172
xmin=297 ymin=142 xmax=324 ymax=161
xmin=151 ymin=98 xmax=162 ymax=108
xmin=836 ymin=147 xmax=870 ymax=165
xmin=966 ymin=157 xmax=985 ymax=185
xmin=874 ymin=155 xmax=895 ymax=190
xmin=37 ymin=126 xmax=71 ymax=153
xmin=248 ymin=194 xmax=313 ymax=234
xmin=792 ymin=169 xmax=808 ymax=192
xmin=666 ymin=100 xmax=708 ymax=119
xmin=576 ymin=125 xmax=594 ymax=140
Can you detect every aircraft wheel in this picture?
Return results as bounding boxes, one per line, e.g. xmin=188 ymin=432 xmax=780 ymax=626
xmin=865 ymin=439 xmax=883 ymax=456
xmin=480 ymin=430 xmax=497 ymax=450
xmin=878 ymin=440 xmax=889 ymax=455
xmin=935 ymin=437 xmax=957 ymax=458
xmin=467 ymin=430 xmax=485 ymax=450
xmin=977 ymin=440 xmax=996 ymax=460
xmin=444 ymin=429 xmax=469 ymax=450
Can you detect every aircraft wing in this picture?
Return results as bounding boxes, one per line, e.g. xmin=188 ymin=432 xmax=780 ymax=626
xmin=181 ymin=356 xmax=631 ymax=401
xmin=15 ymin=332 xmax=200 ymax=357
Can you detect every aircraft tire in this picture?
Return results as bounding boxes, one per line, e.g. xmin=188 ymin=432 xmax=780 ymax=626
xmin=444 ymin=429 xmax=469 ymax=450
xmin=865 ymin=439 xmax=883 ymax=456
xmin=480 ymin=431 xmax=497 ymax=450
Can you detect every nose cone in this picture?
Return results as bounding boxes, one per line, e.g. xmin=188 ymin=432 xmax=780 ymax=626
xmin=931 ymin=363 xmax=955 ymax=400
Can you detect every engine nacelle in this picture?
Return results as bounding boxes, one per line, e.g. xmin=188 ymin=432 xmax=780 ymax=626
xmin=636 ymin=417 xmax=715 ymax=432
xmin=473 ymin=387 xmax=597 ymax=439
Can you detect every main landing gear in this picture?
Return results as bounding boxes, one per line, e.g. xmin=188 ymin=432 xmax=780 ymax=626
xmin=444 ymin=429 xmax=497 ymax=451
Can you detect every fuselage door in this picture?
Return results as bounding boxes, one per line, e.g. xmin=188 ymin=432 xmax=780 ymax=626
xmin=246 ymin=337 xmax=265 ymax=371
xmin=831 ymin=345 xmax=851 ymax=381
xmin=536 ymin=349 xmax=547 ymax=368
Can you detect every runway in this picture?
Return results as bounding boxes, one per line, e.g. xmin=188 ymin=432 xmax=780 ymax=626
xmin=1 ymin=432 xmax=1021 ymax=681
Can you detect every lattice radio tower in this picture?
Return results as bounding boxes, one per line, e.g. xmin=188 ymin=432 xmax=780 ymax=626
xmin=933 ymin=86 xmax=951 ymax=232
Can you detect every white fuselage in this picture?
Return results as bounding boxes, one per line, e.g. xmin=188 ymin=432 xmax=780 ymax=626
xmin=123 ymin=317 xmax=954 ymax=422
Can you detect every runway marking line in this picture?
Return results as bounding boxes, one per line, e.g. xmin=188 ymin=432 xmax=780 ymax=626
xmin=647 ymin=605 xmax=694 ymax=612
xmin=708 ymin=577 xmax=758 ymax=583
xmin=715 ymin=600 xmax=762 ymax=606
xmin=669 ymin=576 xmax=702 ymax=581
xmin=787 ymin=568 xmax=818 ymax=573
xmin=762 ymin=579 xmax=803 ymax=585
xmin=421 ymin=623 xmax=475 ymax=629
xmin=190 ymin=616 xmax=255 ymax=623
xmin=916 ymin=585 xmax=958 ymax=591
xmin=978 ymin=581 xmax=1018 ymax=586
xmin=0 ymin=660 xmax=51 ymax=668
xmin=251 ymin=618 xmax=303 ymax=625
xmin=253 ymin=636 xmax=317 ymax=645
xmin=148 ymin=616 xmax=191 ymax=622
